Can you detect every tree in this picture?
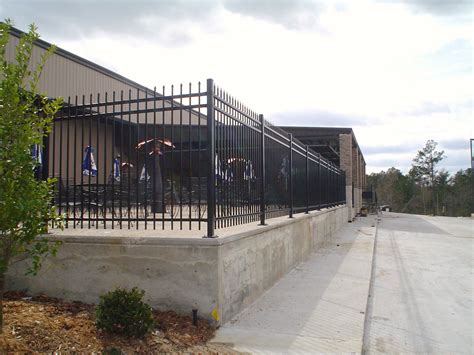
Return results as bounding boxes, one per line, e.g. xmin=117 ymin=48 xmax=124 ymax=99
xmin=0 ymin=21 xmax=62 ymax=331
xmin=367 ymin=167 xmax=415 ymax=212
xmin=448 ymin=169 xmax=473 ymax=217
xmin=409 ymin=140 xmax=446 ymax=215
xmin=434 ymin=169 xmax=450 ymax=215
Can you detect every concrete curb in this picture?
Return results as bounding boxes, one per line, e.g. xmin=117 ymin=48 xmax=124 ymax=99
xmin=361 ymin=213 xmax=381 ymax=354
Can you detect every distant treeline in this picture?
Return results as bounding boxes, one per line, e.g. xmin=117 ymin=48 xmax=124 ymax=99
xmin=367 ymin=140 xmax=473 ymax=217
xmin=368 ymin=167 xmax=473 ymax=217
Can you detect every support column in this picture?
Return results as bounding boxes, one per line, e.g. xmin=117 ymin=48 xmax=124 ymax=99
xmin=339 ymin=133 xmax=353 ymax=221
xmin=352 ymin=146 xmax=360 ymax=217
xmin=359 ymin=154 xmax=364 ymax=210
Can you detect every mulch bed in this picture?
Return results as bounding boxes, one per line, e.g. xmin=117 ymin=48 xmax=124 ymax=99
xmin=0 ymin=291 xmax=220 ymax=353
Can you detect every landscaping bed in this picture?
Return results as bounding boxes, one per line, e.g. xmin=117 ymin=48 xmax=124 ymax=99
xmin=0 ymin=291 xmax=235 ymax=353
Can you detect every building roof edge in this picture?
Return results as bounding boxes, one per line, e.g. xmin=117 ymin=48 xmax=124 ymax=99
xmin=9 ymin=26 xmax=154 ymax=94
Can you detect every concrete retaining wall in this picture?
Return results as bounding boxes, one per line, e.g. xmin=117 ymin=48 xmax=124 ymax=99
xmin=218 ymin=205 xmax=347 ymax=323
xmin=7 ymin=205 xmax=348 ymax=325
xmin=7 ymin=238 xmax=221 ymax=319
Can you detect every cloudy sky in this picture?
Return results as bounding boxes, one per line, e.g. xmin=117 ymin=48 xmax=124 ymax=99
xmin=1 ymin=0 xmax=472 ymax=174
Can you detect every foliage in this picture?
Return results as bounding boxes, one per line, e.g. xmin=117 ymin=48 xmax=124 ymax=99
xmin=0 ymin=20 xmax=62 ymax=330
xmin=367 ymin=167 xmax=415 ymax=212
xmin=409 ymin=140 xmax=445 ymax=185
xmin=96 ymin=287 xmax=155 ymax=338
xmin=445 ymin=168 xmax=473 ymax=217
xmin=408 ymin=140 xmax=446 ymax=215
xmin=367 ymin=141 xmax=474 ymax=217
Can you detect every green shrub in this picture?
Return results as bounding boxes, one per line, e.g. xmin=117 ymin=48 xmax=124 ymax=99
xmin=96 ymin=287 xmax=154 ymax=338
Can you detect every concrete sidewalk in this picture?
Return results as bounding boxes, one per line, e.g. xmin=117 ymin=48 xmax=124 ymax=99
xmin=212 ymin=216 xmax=378 ymax=353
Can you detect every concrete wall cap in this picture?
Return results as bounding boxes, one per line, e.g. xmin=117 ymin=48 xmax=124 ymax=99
xmin=42 ymin=205 xmax=347 ymax=247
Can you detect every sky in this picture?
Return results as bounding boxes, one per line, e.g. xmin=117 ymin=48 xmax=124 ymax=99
xmin=1 ymin=0 xmax=472 ymax=174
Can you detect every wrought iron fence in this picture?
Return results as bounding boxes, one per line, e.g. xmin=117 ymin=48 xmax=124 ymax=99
xmin=43 ymin=79 xmax=346 ymax=236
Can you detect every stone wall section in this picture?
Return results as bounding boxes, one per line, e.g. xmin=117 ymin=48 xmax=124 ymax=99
xmin=339 ymin=134 xmax=353 ymax=220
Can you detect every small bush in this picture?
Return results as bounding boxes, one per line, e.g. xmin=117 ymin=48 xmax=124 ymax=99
xmin=96 ymin=287 xmax=154 ymax=338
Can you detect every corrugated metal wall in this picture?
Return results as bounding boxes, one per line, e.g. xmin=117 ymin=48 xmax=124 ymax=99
xmin=49 ymin=119 xmax=114 ymax=185
xmin=5 ymin=34 xmax=204 ymax=123
xmin=5 ymin=35 xmax=142 ymax=99
xmin=6 ymin=31 xmax=206 ymax=186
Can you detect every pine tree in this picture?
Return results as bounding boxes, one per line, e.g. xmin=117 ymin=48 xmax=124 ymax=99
xmin=409 ymin=140 xmax=446 ymax=215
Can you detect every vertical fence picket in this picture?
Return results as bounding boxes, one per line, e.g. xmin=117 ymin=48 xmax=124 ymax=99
xmin=289 ymin=133 xmax=293 ymax=218
xmin=259 ymin=114 xmax=266 ymax=225
xmin=103 ymin=92 xmax=108 ymax=228
xmin=305 ymin=145 xmax=309 ymax=214
xmin=47 ymin=79 xmax=346 ymax=233
xmin=72 ymin=96 xmax=78 ymax=228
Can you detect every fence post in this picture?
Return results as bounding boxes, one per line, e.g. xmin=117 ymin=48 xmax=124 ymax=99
xmin=42 ymin=133 xmax=50 ymax=231
xmin=337 ymin=170 xmax=340 ymax=205
xmin=330 ymin=163 xmax=333 ymax=207
xmin=205 ymin=78 xmax=217 ymax=238
xmin=329 ymin=164 xmax=332 ymax=207
xmin=318 ymin=154 xmax=322 ymax=209
xmin=42 ymin=134 xmax=50 ymax=181
xmin=305 ymin=145 xmax=309 ymax=214
xmin=259 ymin=114 xmax=266 ymax=225
xmin=289 ymin=133 xmax=294 ymax=218
xmin=329 ymin=161 xmax=334 ymax=207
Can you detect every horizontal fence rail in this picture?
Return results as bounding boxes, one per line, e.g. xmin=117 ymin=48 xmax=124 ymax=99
xmin=41 ymin=79 xmax=346 ymax=235
xmin=47 ymin=84 xmax=208 ymax=231
xmin=211 ymin=80 xmax=346 ymax=233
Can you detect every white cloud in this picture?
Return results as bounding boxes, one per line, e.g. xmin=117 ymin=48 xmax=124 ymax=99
xmin=3 ymin=0 xmax=472 ymax=174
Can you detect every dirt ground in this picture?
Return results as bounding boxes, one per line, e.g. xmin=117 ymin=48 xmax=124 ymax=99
xmin=0 ymin=291 xmax=240 ymax=354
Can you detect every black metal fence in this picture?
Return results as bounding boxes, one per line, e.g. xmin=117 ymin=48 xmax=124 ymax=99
xmin=43 ymin=79 xmax=345 ymax=236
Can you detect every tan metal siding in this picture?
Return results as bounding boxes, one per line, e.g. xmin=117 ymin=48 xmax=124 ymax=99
xmin=6 ymin=34 xmax=142 ymax=98
xmin=7 ymin=32 xmax=206 ymax=185
xmin=49 ymin=119 xmax=114 ymax=185
xmin=6 ymin=35 xmax=205 ymax=126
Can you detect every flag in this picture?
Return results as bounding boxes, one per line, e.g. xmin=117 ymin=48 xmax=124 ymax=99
xmin=280 ymin=157 xmax=289 ymax=179
xmin=244 ymin=160 xmax=255 ymax=181
xmin=111 ymin=157 xmax=120 ymax=182
xmin=224 ymin=166 xmax=234 ymax=182
xmin=215 ymin=154 xmax=223 ymax=180
xmin=82 ymin=145 xmax=97 ymax=177
xmin=31 ymin=144 xmax=43 ymax=166
xmin=140 ymin=164 xmax=150 ymax=181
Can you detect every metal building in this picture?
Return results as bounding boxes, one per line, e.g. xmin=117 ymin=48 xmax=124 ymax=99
xmin=4 ymin=27 xmax=348 ymax=232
